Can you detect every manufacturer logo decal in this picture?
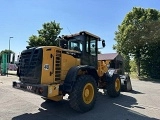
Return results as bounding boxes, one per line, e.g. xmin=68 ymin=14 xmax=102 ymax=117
xmin=27 ymin=86 xmax=32 ymax=91
xmin=44 ymin=64 xmax=49 ymax=70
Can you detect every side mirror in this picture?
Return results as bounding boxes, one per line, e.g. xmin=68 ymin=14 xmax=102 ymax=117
xmin=102 ymin=40 xmax=106 ymax=47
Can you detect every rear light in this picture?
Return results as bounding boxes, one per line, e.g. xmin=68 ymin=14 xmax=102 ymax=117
xmin=39 ymin=87 xmax=43 ymax=94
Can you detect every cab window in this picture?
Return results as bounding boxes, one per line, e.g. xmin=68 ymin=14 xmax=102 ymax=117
xmin=86 ymin=36 xmax=97 ymax=56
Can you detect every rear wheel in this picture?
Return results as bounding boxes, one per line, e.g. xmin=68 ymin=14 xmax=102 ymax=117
xmin=69 ymin=75 xmax=97 ymax=112
xmin=107 ymin=74 xmax=121 ymax=97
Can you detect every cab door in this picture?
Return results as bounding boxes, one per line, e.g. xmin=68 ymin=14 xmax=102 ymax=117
xmin=81 ymin=35 xmax=98 ymax=69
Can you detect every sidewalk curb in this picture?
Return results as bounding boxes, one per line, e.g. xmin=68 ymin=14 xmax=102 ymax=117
xmin=0 ymin=73 xmax=17 ymax=76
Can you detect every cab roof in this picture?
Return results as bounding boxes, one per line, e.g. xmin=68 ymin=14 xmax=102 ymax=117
xmin=64 ymin=31 xmax=100 ymax=40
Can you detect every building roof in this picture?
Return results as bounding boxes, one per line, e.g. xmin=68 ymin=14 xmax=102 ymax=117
xmin=98 ymin=53 xmax=119 ymax=60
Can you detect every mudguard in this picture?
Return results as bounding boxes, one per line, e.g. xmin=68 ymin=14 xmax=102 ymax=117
xmin=61 ymin=65 xmax=99 ymax=93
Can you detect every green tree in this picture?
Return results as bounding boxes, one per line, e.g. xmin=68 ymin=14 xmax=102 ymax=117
xmin=130 ymin=59 xmax=137 ymax=72
xmin=122 ymin=54 xmax=131 ymax=73
xmin=27 ymin=21 xmax=63 ymax=47
xmin=140 ymin=21 xmax=160 ymax=78
xmin=114 ymin=7 xmax=160 ymax=76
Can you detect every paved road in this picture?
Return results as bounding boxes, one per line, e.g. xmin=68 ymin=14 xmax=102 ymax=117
xmin=0 ymin=75 xmax=160 ymax=120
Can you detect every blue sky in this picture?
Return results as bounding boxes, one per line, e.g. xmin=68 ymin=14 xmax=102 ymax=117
xmin=0 ymin=0 xmax=160 ymax=54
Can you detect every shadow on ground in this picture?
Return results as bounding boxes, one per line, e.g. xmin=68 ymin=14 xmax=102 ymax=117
xmin=138 ymin=77 xmax=160 ymax=84
xmin=12 ymin=92 xmax=158 ymax=120
xmin=127 ymin=90 xmax=144 ymax=94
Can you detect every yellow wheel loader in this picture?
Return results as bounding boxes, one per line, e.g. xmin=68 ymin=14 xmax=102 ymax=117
xmin=13 ymin=31 xmax=121 ymax=112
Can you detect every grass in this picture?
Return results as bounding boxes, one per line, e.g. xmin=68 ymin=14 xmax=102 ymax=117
xmin=129 ymin=72 xmax=139 ymax=79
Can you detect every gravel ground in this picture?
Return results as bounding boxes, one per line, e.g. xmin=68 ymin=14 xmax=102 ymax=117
xmin=0 ymin=75 xmax=160 ymax=120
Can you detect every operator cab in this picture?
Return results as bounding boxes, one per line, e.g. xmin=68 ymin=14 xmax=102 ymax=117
xmin=60 ymin=31 xmax=105 ymax=69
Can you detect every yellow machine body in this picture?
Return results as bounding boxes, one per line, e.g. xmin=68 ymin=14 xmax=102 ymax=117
xmin=97 ymin=60 xmax=110 ymax=77
xmin=13 ymin=31 xmax=123 ymax=113
xmin=40 ymin=46 xmax=80 ymax=100
xmin=14 ymin=31 xmax=111 ymax=101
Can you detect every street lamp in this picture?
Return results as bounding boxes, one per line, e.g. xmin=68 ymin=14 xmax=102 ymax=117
xmin=7 ymin=37 xmax=13 ymax=77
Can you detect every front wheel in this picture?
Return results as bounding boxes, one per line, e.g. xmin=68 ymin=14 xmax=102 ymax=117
xmin=107 ymin=74 xmax=121 ymax=97
xmin=69 ymin=75 xmax=97 ymax=112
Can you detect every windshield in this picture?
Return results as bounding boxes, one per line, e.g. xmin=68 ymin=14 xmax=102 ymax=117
xmin=68 ymin=35 xmax=83 ymax=52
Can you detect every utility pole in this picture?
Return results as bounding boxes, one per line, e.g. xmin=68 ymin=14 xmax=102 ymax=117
xmin=7 ymin=37 xmax=13 ymax=77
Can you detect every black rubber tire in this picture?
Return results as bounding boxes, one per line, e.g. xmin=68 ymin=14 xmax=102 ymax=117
xmin=121 ymin=75 xmax=132 ymax=92
xmin=107 ymin=74 xmax=121 ymax=98
xmin=69 ymin=75 xmax=97 ymax=113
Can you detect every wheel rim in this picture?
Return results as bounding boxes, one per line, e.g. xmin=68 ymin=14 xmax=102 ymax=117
xmin=83 ymin=83 xmax=94 ymax=104
xmin=115 ymin=78 xmax=120 ymax=92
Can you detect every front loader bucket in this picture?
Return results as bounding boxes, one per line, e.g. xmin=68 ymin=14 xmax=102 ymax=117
xmin=120 ymin=74 xmax=132 ymax=92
